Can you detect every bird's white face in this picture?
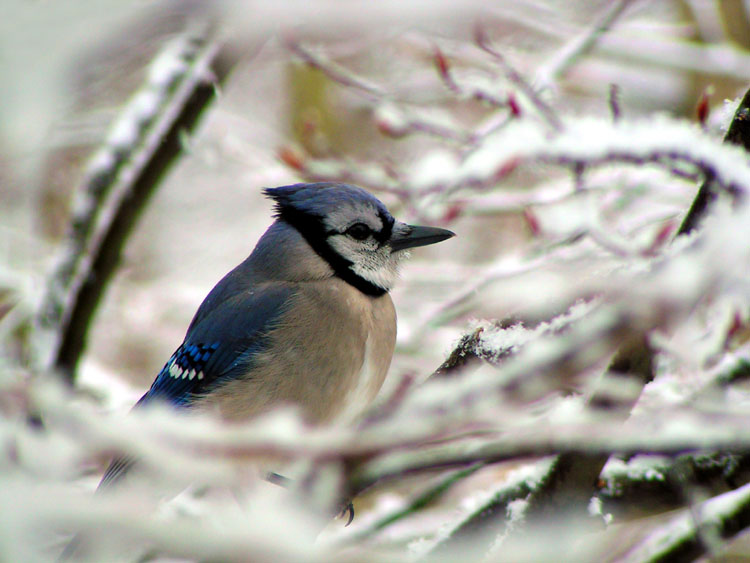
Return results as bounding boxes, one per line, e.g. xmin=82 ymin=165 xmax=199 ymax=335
xmin=323 ymin=205 xmax=407 ymax=292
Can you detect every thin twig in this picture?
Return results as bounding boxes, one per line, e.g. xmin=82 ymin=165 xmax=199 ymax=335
xmin=342 ymin=462 xmax=485 ymax=544
xmin=536 ymin=0 xmax=637 ymax=88
xmin=433 ymin=46 xmax=509 ymax=107
xmin=609 ymin=83 xmax=621 ymax=121
xmin=284 ymin=37 xmax=386 ymax=102
xmin=474 ymin=24 xmax=563 ymax=132
xmin=496 ymin=85 xmax=750 ymax=554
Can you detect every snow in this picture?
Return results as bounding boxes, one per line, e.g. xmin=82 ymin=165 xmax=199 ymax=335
xmin=460 ymin=115 xmax=750 ymax=197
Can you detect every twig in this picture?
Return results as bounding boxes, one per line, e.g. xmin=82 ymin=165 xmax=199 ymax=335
xmin=427 ymin=459 xmax=554 ymax=559
xmin=343 ymin=462 xmax=485 ymax=544
xmin=433 ymin=46 xmax=508 ymax=107
xmin=428 ymin=334 xmax=653 ymax=554
xmin=536 ymin=151 xmax=744 ymax=198
xmin=474 ymin=24 xmax=563 ymax=132
xmin=36 ymin=26 xmax=238 ymax=380
xmin=609 ymin=83 xmax=621 ymax=122
xmin=618 ymin=482 xmax=750 ymax=562
xmin=426 ymin=87 xmax=750 ymax=560
xmin=284 ymin=38 xmax=479 ymax=150
xmin=598 ymin=453 xmax=750 ymax=521
xmin=346 ymin=410 xmax=750 ymax=498
xmin=535 ymin=0 xmax=637 ymax=88
xmin=678 ymin=88 xmax=750 ymax=235
xmin=284 ymin=36 xmax=386 ymax=102
xmin=595 ymin=350 xmax=750 ymax=520
xmin=497 ymin=85 xmax=750 ymax=554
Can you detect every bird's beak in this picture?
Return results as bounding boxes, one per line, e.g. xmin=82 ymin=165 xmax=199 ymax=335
xmin=390 ymin=223 xmax=455 ymax=252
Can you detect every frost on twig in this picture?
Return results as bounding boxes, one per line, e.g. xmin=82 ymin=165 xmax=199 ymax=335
xmin=425 ymin=459 xmax=555 ymax=559
xmin=473 ymin=24 xmax=563 ymax=132
xmin=534 ymin=0 xmax=636 ymax=91
xmin=36 ymin=25 xmax=237 ymax=380
xmin=619 ymin=482 xmax=750 ymax=562
xmin=678 ymin=87 xmax=750 ymax=236
xmin=433 ymin=300 xmax=596 ymax=379
xmin=596 ymin=453 xmax=750 ymax=521
xmin=494 ymin=87 xmax=750 ymax=552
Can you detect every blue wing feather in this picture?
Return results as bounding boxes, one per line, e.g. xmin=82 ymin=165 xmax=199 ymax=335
xmin=138 ymin=284 xmax=294 ymax=407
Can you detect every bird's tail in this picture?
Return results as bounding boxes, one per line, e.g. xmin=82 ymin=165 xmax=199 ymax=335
xmin=57 ymin=456 xmax=135 ymax=561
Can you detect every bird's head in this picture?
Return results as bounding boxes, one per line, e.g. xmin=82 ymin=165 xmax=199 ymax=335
xmin=264 ymin=183 xmax=455 ymax=296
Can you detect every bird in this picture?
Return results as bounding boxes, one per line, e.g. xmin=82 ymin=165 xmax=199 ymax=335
xmin=100 ymin=182 xmax=455 ymax=487
xmin=59 ymin=183 xmax=453 ymax=560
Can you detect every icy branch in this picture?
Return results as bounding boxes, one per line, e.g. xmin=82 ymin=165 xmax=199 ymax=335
xmin=619 ymin=483 xmax=750 ymax=562
xmin=36 ymin=25 xmax=237 ymax=380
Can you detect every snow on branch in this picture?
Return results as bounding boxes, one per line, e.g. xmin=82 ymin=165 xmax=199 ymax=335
xmin=619 ymin=482 xmax=750 ymax=562
xmin=534 ymin=0 xmax=636 ymax=90
xmin=36 ymin=24 xmax=238 ymax=380
xmin=422 ymin=88 xmax=750 ymax=556
xmin=459 ymin=116 xmax=750 ymax=198
xmin=474 ymin=24 xmax=563 ymax=132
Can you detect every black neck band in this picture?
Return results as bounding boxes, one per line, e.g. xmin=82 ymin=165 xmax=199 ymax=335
xmin=278 ymin=212 xmax=387 ymax=297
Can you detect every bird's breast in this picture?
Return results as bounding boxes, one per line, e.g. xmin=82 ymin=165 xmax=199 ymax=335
xmin=195 ymin=279 xmax=396 ymax=425
xmin=319 ymin=282 xmax=397 ymax=424
xmin=334 ymin=334 xmax=383 ymax=424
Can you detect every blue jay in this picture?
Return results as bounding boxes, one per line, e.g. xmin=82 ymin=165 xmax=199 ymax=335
xmin=100 ymin=182 xmax=454 ymax=486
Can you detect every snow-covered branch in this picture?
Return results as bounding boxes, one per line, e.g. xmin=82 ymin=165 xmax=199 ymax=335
xmin=35 ymin=24 xmax=237 ymax=379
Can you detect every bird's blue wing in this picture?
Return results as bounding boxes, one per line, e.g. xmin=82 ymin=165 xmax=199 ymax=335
xmin=99 ymin=283 xmax=293 ymax=489
xmin=139 ymin=284 xmax=294 ymax=407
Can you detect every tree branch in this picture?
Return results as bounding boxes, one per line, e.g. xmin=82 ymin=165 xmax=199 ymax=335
xmin=36 ymin=25 xmax=238 ymax=380
xmin=619 ymin=482 xmax=750 ymax=562
xmin=678 ymin=88 xmax=750 ymax=235
xmin=535 ymin=0 xmax=637 ymax=89
xmin=474 ymin=24 xmax=563 ymax=132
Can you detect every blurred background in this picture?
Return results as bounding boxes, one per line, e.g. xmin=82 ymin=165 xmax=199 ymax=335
xmin=2 ymin=0 xmax=750 ymax=559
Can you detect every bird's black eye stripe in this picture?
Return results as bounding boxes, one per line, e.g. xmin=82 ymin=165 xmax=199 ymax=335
xmin=345 ymin=223 xmax=371 ymax=240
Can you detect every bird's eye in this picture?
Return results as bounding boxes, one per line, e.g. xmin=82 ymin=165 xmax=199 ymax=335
xmin=345 ymin=223 xmax=371 ymax=241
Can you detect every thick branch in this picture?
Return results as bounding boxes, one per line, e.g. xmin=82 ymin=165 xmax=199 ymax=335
xmin=598 ymin=453 xmax=750 ymax=521
xmin=37 ymin=26 xmax=238 ymax=380
xmin=619 ymin=482 xmax=750 ymax=562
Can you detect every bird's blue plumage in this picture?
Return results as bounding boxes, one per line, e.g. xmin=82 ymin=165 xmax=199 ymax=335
xmin=100 ymin=282 xmax=294 ymax=487
xmin=138 ymin=283 xmax=294 ymax=407
xmin=265 ymin=183 xmax=393 ymax=225
xmin=140 ymin=342 xmax=219 ymax=406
